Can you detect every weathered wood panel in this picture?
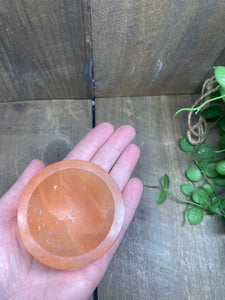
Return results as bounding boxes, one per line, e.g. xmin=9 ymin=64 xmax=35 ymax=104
xmin=0 ymin=0 xmax=92 ymax=101
xmin=92 ymin=0 xmax=225 ymax=97
xmin=0 ymin=99 xmax=92 ymax=196
xmin=96 ymin=95 xmax=225 ymax=300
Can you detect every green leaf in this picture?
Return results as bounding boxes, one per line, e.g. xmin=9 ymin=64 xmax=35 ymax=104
xmin=208 ymin=203 xmax=219 ymax=214
xmin=197 ymin=144 xmax=216 ymax=159
xmin=219 ymin=127 xmax=225 ymax=136
xmin=161 ymin=174 xmax=170 ymax=189
xmin=214 ymin=66 xmax=225 ymax=88
xmin=219 ymin=198 xmax=225 ymax=209
xmin=219 ymin=135 xmax=225 ymax=149
xmin=213 ymin=175 xmax=225 ymax=187
xmin=209 ymin=197 xmax=220 ymax=214
xmin=156 ymin=191 xmax=167 ymax=204
xmin=219 ymin=85 xmax=225 ymax=101
xmin=201 ymin=105 xmax=222 ymax=119
xmin=215 ymin=160 xmax=225 ymax=175
xmin=180 ymin=184 xmax=193 ymax=197
xmin=202 ymin=183 xmax=214 ymax=196
xmin=192 ymin=188 xmax=209 ymax=207
xmin=220 ymin=117 xmax=225 ymax=132
xmin=180 ymin=136 xmax=194 ymax=152
xmin=211 ymin=196 xmax=219 ymax=205
xmin=205 ymin=163 xmax=218 ymax=178
xmin=212 ymin=197 xmax=225 ymax=210
xmin=198 ymin=159 xmax=210 ymax=170
xmin=187 ymin=207 xmax=204 ymax=225
xmin=186 ymin=167 xmax=202 ymax=182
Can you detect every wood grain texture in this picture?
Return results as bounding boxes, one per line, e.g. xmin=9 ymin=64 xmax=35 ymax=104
xmin=92 ymin=0 xmax=225 ymax=97
xmin=0 ymin=0 xmax=92 ymax=101
xmin=0 ymin=99 xmax=92 ymax=196
xmin=95 ymin=96 xmax=225 ymax=300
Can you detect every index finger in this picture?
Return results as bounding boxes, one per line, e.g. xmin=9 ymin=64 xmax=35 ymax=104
xmin=64 ymin=123 xmax=114 ymax=161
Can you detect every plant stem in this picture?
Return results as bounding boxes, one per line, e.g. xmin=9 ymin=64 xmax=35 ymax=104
xmin=189 ymin=147 xmax=197 ymax=168
xmin=143 ymin=184 xmax=161 ymax=189
xmin=182 ymin=204 xmax=189 ymax=226
xmin=144 ymin=183 xmax=224 ymax=218
xmin=215 ymin=149 xmax=225 ymax=153
xmin=193 ymin=159 xmax=215 ymax=189
xmin=165 ymin=189 xmax=224 ymax=217
xmin=175 ymin=95 xmax=225 ymax=116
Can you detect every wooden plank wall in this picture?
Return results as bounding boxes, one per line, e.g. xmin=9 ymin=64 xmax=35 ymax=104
xmin=91 ymin=0 xmax=225 ymax=97
xmin=0 ymin=0 xmax=92 ymax=101
xmin=1 ymin=1 xmax=225 ymax=100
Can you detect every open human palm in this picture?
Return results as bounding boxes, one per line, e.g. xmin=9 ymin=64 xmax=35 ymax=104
xmin=0 ymin=123 xmax=143 ymax=300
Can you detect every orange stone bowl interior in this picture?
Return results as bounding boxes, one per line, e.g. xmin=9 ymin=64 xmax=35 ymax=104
xmin=17 ymin=160 xmax=124 ymax=270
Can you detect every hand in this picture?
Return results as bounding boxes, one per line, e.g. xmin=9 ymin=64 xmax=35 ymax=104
xmin=0 ymin=122 xmax=143 ymax=300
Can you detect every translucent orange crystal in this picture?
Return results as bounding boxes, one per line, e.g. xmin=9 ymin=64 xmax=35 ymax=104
xmin=17 ymin=160 xmax=124 ymax=270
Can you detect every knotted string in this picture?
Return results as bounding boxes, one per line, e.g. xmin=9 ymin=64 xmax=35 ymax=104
xmin=187 ymin=76 xmax=220 ymax=145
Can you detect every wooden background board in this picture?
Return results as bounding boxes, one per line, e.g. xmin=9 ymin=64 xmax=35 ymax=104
xmin=0 ymin=0 xmax=92 ymax=101
xmin=95 ymin=95 xmax=225 ymax=300
xmin=91 ymin=0 xmax=225 ymax=97
xmin=1 ymin=0 xmax=225 ymax=100
xmin=0 ymin=99 xmax=92 ymax=196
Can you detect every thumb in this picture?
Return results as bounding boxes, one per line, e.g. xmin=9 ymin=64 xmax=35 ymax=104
xmin=0 ymin=159 xmax=45 ymax=221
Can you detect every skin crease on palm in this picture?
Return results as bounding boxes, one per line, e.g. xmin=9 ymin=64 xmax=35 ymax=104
xmin=0 ymin=122 xmax=143 ymax=300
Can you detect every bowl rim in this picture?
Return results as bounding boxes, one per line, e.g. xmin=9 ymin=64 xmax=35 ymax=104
xmin=17 ymin=159 xmax=124 ymax=270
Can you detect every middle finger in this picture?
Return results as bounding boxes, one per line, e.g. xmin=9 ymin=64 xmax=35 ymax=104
xmin=91 ymin=125 xmax=136 ymax=172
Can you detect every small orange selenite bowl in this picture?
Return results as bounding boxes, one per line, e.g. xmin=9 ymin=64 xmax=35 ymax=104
xmin=17 ymin=160 xmax=124 ymax=270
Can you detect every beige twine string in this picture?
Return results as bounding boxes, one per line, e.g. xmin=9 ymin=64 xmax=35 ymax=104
xmin=187 ymin=76 xmax=220 ymax=145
